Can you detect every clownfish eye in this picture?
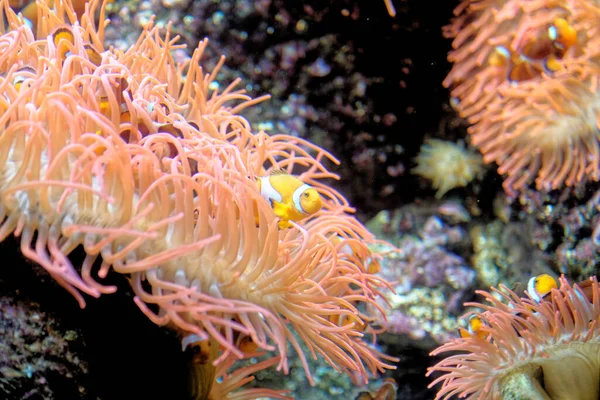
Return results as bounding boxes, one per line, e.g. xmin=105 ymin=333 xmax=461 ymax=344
xmin=299 ymin=188 xmax=323 ymax=214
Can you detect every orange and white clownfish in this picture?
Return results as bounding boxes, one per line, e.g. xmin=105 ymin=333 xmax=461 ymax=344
xmin=256 ymin=169 xmax=322 ymax=229
xmin=15 ymin=0 xmax=113 ymax=32
xmin=488 ymin=18 xmax=577 ymax=83
xmin=327 ymin=311 xmax=367 ymax=332
xmin=8 ymin=66 xmax=36 ymax=92
xmin=235 ymin=334 xmax=259 ymax=354
xmin=51 ymin=26 xmax=103 ymax=66
xmin=548 ymin=17 xmax=577 ymax=52
xmin=458 ymin=315 xmax=487 ymax=340
xmin=527 ymin=273 xmax=558 ymax=303
xmin=180 ymin=334 xmax=219 ymax=400
xmin=489 ymin=45 xmax=556 ymax=83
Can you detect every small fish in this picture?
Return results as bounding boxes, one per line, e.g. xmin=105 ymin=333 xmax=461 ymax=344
xmin=256 ymin=169 xmax=322 ymax=229
xmin=327 ymin=311 xmax=367 ymax=332
xmin=51 ymin=26 xmax=79 ymax=63
xmin=508 ymin=55 xmax=540 ymax=82
xmin=458 ymin=315 xmax=487 ymax=340
xmin=543 ymin=54 xmax=563 ymax=73
xmin=548 ymin=18 xmax=576 ymax=51
xmin=51 ymin=26 xmax=103 ymax=66
xmin=10 ymin=67 xmax=35 ymax=92
xmin=236 ymin=334 xmax=259 ymax=354
xmin=17 ymin=0 xmax=112 ymax=32
xmin=488 ymin=46 xmax=539 ymax=83
xmin=489 ymin=17 xmax=577 ymax=85
xmin=181 ymin=334 xmax=219 ymax=400
xmin=487 ymin=45 xmax=511 ymax=68
xmin=527 ymin=274 xmax=558 ymax=303
xmin=0 ymin=67 xmax=36 ymax=107
xmin=83 ymin=43 xmax=102 ymax=65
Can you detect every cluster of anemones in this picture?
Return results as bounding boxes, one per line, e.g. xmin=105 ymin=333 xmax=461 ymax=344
xmin=443 ymin=0 xmax=600 ymax=196
xmin=428 ymin=275 xmax=600 ymax=399
xmin=0 ymin=0 xmax=396 ymax=397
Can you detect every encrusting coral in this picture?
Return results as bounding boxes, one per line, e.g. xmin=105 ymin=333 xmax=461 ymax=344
xmin=443 ymin=0 xmax=600 ymax=196
xmin=0 ymin=0 xmax=396 ymax=397
xmin=427 ymin=275 xmax=600 ymax=400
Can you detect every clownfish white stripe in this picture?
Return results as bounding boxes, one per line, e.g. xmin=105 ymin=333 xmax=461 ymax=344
xmin=340 ymin=243 xmax=354 ymax=256
xmin=292 ymin=184 xmax=311 ymax=214
xmin=13 ymin=75 xmax=26 ymax=86
xmin=527 ymin=274 xmax=557 ymax=304
xmin=259 ymin=176 xmax=282 ymax=204
xmin=528 ymin=276 xmax=541 ymax=303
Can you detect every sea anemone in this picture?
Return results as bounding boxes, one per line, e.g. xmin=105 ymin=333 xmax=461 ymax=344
xmin=443 ymin=0 xmax=600 ymax=196
xmin=427 ymin=276 xmax=600 ymax=399
xmin=412 ymin=139 xmax=483 ymax=198
xmin=0 ymin=0 xmax=395 ymax=394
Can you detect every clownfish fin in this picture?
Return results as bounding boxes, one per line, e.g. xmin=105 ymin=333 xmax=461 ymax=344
xmin=158 ymin=123 xmax=184 ymax=139
xmin=277 ymin=220 xmax=292 ymax=229
xmin=488 ymin=46 xmax=510 ymax=67
xmin=84 ymin=43 xmax=102 ymax=66
xmin=270 ymin=168 xmax=288 ymax=175
xmin=19 ymin=2 xmax=38 ymax=28
xmin=52 ymin=26 xmax=75 ymax=61
xmin=543 ymin=54 xmax=563 ymax=73
xmin=549 ymin=18 xmax=576 ymax=51
xmin=458 ymin=327 xmax=471 ymax=339
xmin=52 ymin=26 xmax=74 ymax=46
xmin=271 ymin=201 xmax=289 ymax=219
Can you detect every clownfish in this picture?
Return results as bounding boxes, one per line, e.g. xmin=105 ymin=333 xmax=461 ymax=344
xmin=12 ymin=70 xmax=29 ymax=92
xmin=458 ymin=315 xmax=487 ymax=340
xmin=527 ymin=274 xmax=558 ymax=303
xmin=1 ymin=67 xmax=36 ymax=106
xmin=488 ymin=46 xmax=539 ymax=82
xmin=14 ymin=0 xmax=113 ymax=32
xmin=236 ymin=334 xmax=259 ymax=354
xmin=256 ymin=169 xmax=322 ymax=229
xmin=181 ymin=334 xmax=219 ymax=400
xmin=10 ymin=67 xmax=35 ymax=92
xmin=548 ymin=17 xmax=577 ymax=51
xmin=488 ymin=18 xmax=577 ymax=84
xmin=489 ymin=45 xmax=559 ymax=83
xmin=51 ymin=26 xmax=103 ymax=66
xmin=327 ymin=312 xmax=367 ymax=332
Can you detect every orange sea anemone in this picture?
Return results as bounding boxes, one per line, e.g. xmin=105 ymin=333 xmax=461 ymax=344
xmin=444 ymin=0 xmax=600 ymax=196
xmin=0 ymin=0 xmax=396 ymax=395
xmin=427 ymin=276 xmax=600 ymax=399
xmin=412 ymin=139 xmax=483 ymax=198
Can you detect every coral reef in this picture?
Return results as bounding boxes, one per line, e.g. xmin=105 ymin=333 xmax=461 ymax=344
xmin=368 ymin=203 xmax=476 ymax=347
xmin=470 ymin=219 xmax=554 ymax=288
xmin=495 ymin=185 xmax=600 ymax=281
xmin=0 ymin=286 xmax=89 ymax=399
xmin=0 ymin=251 xmax=194 ymax=400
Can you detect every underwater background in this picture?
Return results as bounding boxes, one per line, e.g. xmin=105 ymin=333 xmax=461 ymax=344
xmin=2 ymin=0 xmax=600 ymax=399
